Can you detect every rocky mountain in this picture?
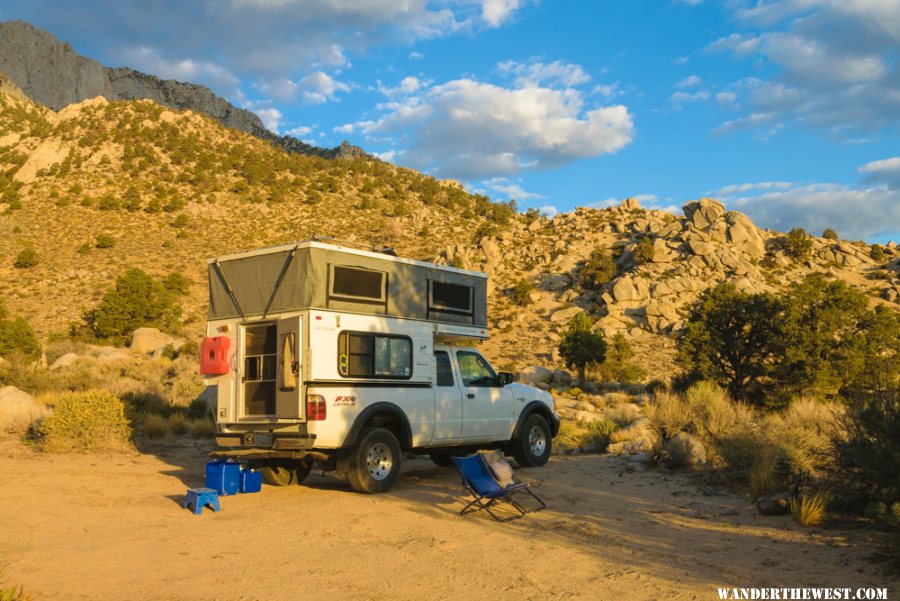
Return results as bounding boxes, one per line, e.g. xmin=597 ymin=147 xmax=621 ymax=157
xmin=0 ymin=20 xmax=364 ymax=160
xmin=0 ymin=88 xmax=897 ymax=378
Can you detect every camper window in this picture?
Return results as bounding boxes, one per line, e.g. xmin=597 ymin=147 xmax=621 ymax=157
xmin=429 ymin=281 xmax=473 ymax=314
xmin=331 ymin=265 xmax=386 ymax=302
xmin=338 ymin=331 xmax=412 ymax=379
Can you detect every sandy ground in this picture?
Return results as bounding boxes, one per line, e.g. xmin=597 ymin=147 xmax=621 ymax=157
xmin=0 ymin=436 xmax=895 ymax=601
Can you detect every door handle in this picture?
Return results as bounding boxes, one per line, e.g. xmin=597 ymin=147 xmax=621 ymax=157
xmin=466 ymin=393 xmax=475 ymax=399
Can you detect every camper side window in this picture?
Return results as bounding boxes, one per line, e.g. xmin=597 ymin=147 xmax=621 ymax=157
xmin=338 ymin=331 xmax=412 ymax=379
xmin=429 ymin=281 xmax=473 ymax=314
xmin=330 ymin=265 xmax=386 ymax=302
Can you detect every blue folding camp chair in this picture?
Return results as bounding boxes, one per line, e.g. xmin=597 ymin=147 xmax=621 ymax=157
xmin=452 ymin=454 xmax=546 ymax=522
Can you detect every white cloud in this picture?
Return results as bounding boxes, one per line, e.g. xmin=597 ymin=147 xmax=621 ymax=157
xmin=670 ymin=90 xmax=710 ymax=107
xmin=858 ymin=156 xmax=900 ymax=189
xmin=708 ymin=181 xmax=793 ymax=198
xmin=673 ymin=55 xmax=690 ymax=65
xmin=538 ymin=205 xmax=558 ymax=217
xmin=285 ymin=124 xmax=315 ymax=137
xmin=260 ymin=71 xmax=351 ymax=104
xmin=409 ymin=51 xmax=425 ymax=60
xmin=120 ymin=46 xmax=240 ymax=97
xmin=482 ymin=0 xmax=525 ymax=27
xmin=254 ymin=107 xmax=283 ymax=132
xmin=482 ymin=177 xmax=545 ymax=200
xmin=498 ymin=59 xmax=591 ymax=88
xmin=709 ymin=2 xmax=900 ymax=137
xmin=731 ymin=183 xmax=900 ymax=240
xmin=591 ymin=82 xmax=620 ymax=98
xmin=343 ymin=78 xmax=633 ymax=179
xmin=374 ymin=150 xmax=401 ymax=162
xmin=676 ymin=75 xmax=703 ymax=88
xmin=378 ymin=76 xmax=428 ymax=97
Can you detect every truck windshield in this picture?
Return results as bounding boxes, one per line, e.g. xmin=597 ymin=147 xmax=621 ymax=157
xmin=456 ymin=351 xmax=496 ymax=387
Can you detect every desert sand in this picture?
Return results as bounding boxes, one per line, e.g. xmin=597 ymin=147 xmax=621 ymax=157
xmin=0 ymin=436 xmax=894 ymax=600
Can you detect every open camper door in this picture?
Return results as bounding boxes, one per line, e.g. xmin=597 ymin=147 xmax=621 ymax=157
xmin=275 ymin=316 xmax=303 ymax=419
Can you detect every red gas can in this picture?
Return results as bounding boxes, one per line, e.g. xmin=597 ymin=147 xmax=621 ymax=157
xmin=200 ymin=336 xmax=230 ymax=375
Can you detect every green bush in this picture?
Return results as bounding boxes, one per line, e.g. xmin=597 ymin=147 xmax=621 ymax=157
xmin=870 ymin=244 xmax=885 ymax=262
xmin=39 ymin=389 xmax=132 ymax=452
xmin=822 ymin=228 xmax=838 ymax=240
xmin=599 ymin=333 xmax=646 ymax=383
xmin=0 ymin=317 xmax=41 ymax=360
xmin=509 ymin=278 xmax=533 ymax=306
xmin=13 ymin=247 xmax=38 ymax=269
xmin=783 ymin=227 xmax=812 ymax=262
xmin=632 ymin=237 xmax=655 ymax=266
xmin=580 ymin=248 xmax=618 ymax=290
xmin=95 ymin=234 xmax=115 ymax=249
xmin=559 ymin=313 xmax=607 ymax=384
xmin=161 ymin=272 xmax=190 ymax=295
xmin=81 ymin=268 xmax=181 ymax=342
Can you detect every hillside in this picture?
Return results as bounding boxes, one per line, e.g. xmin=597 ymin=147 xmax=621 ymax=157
xmin=0 ymin=20 xmax=364 ymax=160
xmin=0 ymin=89 xmax=897 ymax=377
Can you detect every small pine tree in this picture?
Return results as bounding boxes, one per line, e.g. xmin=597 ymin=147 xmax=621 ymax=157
xmin=558 ymin=313 xmax=607 ymax=384
xmin=871 ymin=245 xmax=886 ymax=262
xmin=822 ymin=228 xmax=838 ymax=240
xmin=82 ymin=268 xmax=181 ymax=342
xmin=632 ymin=237 xmax=655 ymax=266
xmin=95 ymin=234 xmax=115 ymax=249
xmin=580 ymin=248 xmax=618 ymax=290
xmin=783 ymin=228 xmax=812 ymax=262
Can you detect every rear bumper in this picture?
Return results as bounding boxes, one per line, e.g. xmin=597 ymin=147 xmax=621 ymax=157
xmin=215 ymin=432 xmax=316 ymax=449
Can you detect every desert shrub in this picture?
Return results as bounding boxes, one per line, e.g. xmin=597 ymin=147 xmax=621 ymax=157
xmin=95 ymin=234 xmax=115 ymax=249
xmin=749 ymin=452 xmax=777 ymax=499
xmin=580 ymin=248 xmax=617 ymax=290
xmin=449 ymin=255 xmax=465 ymax=269
xmin=189 ymin=418 xmax=216 ymax=438
xmin=717 ymin=431 xmax=773 ymax=474
xmin=632 ymin=236 xmax=655 ymax=265
xmin=783 ymin=227 xmax=812 ymax=262
xmin=602 ymin=400 xmax=641 ymax=428
xmin=168 ymin=412 xmax=188 ymax=435
xmin=172 ymin=214 xmax=190 ymax=228
xmin=161 ymin=272 xmax=190 ymax=295
xmin=187 ymin=395 xmax=211 ymax=419
xmin=81 ymin=268 xmax=181 ymax=342
xmin=0 ymin=317 xmax=40 ymax=360
xmin=581 ymin=418 xmax=617 ymax=450
xmin=558 ymin=313 xmax=607 ymax=384
xmin=509 ymin=278 xmax=533 ymax=306
xmin=39 ymin=389 xmax=132 ymax=452
xmin=764 ymin=398 xmax=841 ymax=476
xmin=13 ymin=247 xmax=38 ymax=269
xmin=645 ymin=392 xmax=692 ymax=439
xmin=599 ymin=333 xmax=646 ymax=383
xmin=870 ymin=244 xmax=885 ymax=262
xmin=645 ymin=378 xmax=667 ymax=395
xmin=822 ymin=228 xmax=838 ymax=240
xmin=141 ymin=413 xmax=169 ymax=439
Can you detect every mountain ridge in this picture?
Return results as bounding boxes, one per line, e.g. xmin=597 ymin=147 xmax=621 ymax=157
xmin=0 ymin=20 xmax=365 ymax=160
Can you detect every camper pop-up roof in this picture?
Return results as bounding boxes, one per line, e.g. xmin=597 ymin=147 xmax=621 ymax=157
xmin=207 ymin=240 xmax=488 ymax=335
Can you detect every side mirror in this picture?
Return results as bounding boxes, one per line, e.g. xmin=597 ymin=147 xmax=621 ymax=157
xmin=497 ymin=372 xmax=514 ymax=386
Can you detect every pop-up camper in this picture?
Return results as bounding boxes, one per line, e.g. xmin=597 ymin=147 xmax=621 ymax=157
xmin=201 ymin=240 xmax=558 ymax=493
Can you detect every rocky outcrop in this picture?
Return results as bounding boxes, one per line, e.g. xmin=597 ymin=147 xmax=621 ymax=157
xmin=129 ymin=328 xmax=184 ymax=355
xmin=0 ymin=385 xmax=49 ymax=434
xmin=0 ymin=20 xmax=366 ymax=160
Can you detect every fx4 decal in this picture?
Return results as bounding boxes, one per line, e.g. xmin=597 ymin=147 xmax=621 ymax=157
xmin=334 ymin=395 xmax=357 ymax=406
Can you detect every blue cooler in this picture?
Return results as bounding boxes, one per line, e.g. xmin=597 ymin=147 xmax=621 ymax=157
xmin=205 ymin=460 xmax=240 ymax=496
xmin=240 ymin=468 xmax=262 ymax=494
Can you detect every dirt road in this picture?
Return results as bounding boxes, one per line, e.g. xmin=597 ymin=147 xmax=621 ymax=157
xmin=0 ymin=437 xmax=894 ymax=600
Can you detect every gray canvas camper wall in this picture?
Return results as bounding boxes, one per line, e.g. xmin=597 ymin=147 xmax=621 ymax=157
xmin=208 ymin=241 xmax=488 ymax=327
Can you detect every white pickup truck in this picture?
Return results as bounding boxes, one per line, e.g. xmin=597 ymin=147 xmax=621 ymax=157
xmin=201 ymin=240 xmax=559 ymax=493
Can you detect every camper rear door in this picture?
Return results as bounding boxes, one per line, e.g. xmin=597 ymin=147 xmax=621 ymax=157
xmin=275 ymin=316 xmax=303 ymax=419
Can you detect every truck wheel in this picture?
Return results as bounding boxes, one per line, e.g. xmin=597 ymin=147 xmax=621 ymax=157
xmin=430 ymin=452 xmax=455 ymax=467
xmin=512 ymin=414 xmax=552 ymax=467
xmin=259 ymin=460 xmax=311 ymax=486
xmin=347 ymin=428 xmax=402 ymax=493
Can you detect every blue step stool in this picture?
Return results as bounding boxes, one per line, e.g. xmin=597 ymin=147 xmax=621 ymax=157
xmin=183 ymin=487 xmax=220 ymax=515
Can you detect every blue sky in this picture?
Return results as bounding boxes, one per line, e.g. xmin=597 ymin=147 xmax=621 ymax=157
xmin=2 ymin=0 xmax=899 ymax=242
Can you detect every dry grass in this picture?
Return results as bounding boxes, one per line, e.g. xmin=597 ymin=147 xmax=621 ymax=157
xmin=764 ymin=397 xmax=842 ymax=476
xmin=644 ymin=392 xmax=692 ymax=439
xmin=748 ymin=451 xmax=777 ymax=499
xmin=141 ymin=413 xmax=169 ymax=439
xmin=167 ymin=412 xmax=188 ymax=435
xmin=189 ymin=418 xmax=216 ymax=439
xmin=791 ymin=488 xmax=832 ymax=527
xmin=604 ymin=402 xmax=642 ymax=427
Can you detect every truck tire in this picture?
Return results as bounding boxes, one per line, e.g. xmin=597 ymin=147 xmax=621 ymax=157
xmin=511 ymin=414 xmax=552 ymax=467
xmin=346 ymin=428 xmax=402 ymax=493
xmin=259 ymin=460 xmax=311 ymax=486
